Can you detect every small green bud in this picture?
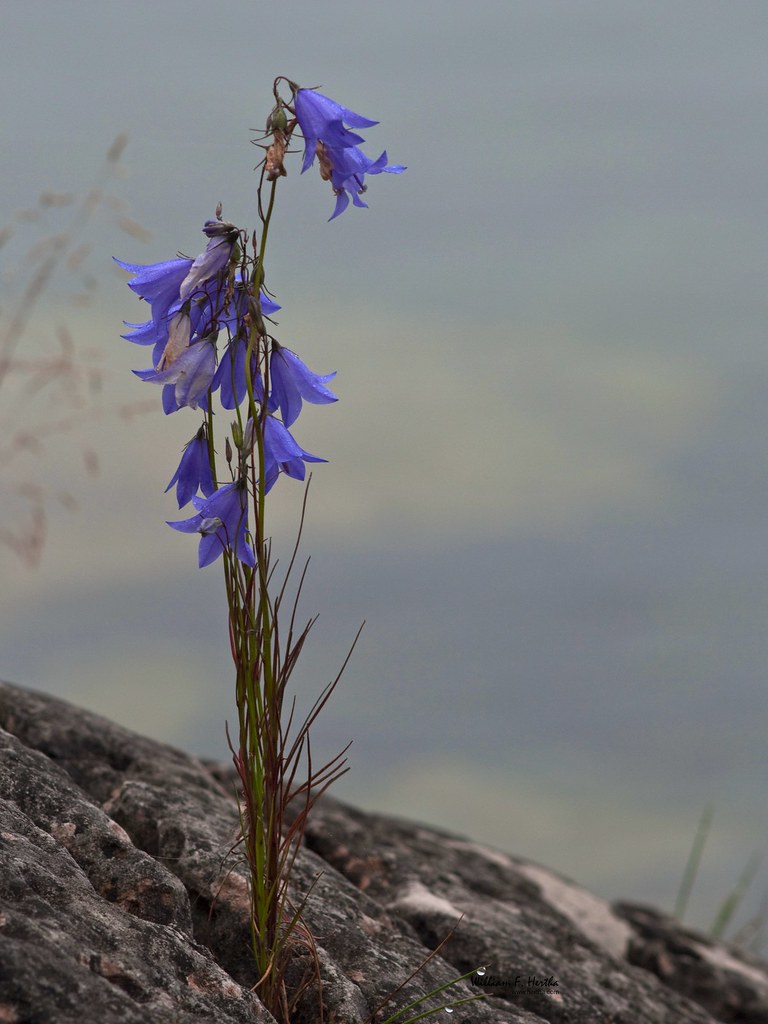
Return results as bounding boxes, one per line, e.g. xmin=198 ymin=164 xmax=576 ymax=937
xmin=271 ymin=106 xmax=288 ymax=133
xmin=231 ymin=421 xmax=243 ymax=449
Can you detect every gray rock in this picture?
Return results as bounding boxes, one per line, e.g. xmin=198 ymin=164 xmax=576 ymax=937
xmin=0 ymin=678 xmax=764 ymax=1024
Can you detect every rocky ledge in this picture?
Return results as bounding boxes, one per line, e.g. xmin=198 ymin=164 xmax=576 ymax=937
xmin=0 ymin=679 xmax=766 ymax=1023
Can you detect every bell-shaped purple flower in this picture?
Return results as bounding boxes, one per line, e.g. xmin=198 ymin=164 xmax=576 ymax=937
xmin=122 ymin=286 xmax=281 ymax=372
xmin=211 ymin=335 xmax=268 ymax=412
xmin=168 ymin=478 xmax=255 ymax=568
xmin=166 ymin=428 xmax=215 ymax=508
xmin=294 ymin=89 xmax=378 ymax=174
xmin=212 ymin=333 xmax=249 ymax=410
xmin=114 ymin=257 xmax=192 ymax=329
xmin=134 ymin=335 xmax=217 ymax=411
xmin=262 ymin=415 xmax=326 ymax=493
xmin=268 ymin=344 xmax=337 ymax=427
xmin=210 ymin=287 xmax=281 ymax=410
xmin=116 ymin=219 xmax=241 ymax=337
xmin=323 ymin=145 xmax=406 ymax=220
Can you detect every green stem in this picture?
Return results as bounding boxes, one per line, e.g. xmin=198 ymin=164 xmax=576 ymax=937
xmin=233 ymin=174 xmax=283 ymax=992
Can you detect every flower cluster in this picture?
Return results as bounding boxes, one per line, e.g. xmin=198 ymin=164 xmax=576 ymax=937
xmin=115 ymin=221 xmax=282 ymax=414
xmin=118 ymin=82 xmax=402 ymax=569
xmin=293 ymin=89 xmax=406 ymax=219
xmin=118 ymin=218 xmax=337 ymax=568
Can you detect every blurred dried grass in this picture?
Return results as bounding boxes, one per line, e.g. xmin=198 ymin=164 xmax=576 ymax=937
xmin=0 ymin=135 xmax=154 ymax=568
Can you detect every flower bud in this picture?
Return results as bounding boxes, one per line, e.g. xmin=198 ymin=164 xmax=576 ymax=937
xmin=243 ymin=418 xmax=255 ymax=453
xmin=270 ymin=106 xmax=288 ymax=133
xmin=231 ymin=420 xmax=244 ymax=449
xmin=225 ymin=438 xmax=233 ymax=465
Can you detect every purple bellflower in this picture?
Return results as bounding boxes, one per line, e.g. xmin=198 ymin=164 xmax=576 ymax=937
xmin=209 ymin=289 xmax=282 ymax=410
xmin=321 ymin=143 xmax=406 ymax=220
xmin=211 ymin=334 xmax=269 ymax=412
xmin=262 ymin=415 xmax=326 ymax=493
xmin=166 ymin=428 xmax=216 ymax=508
xmin=292 ymin=86 xmax=404 ymax=219
xmin=121 ymin=286 xmax=281 ymax=372
xmin=294 ymin=89 xmax=378 ymax=173
xmin=134 ymin=334 xmax=217 ymax=411
xmin=212 ymin=333 xmax=250 ymax=410
xmin=115 ymin=219 xmax=239 ymax=334
xmin=168 ymin=479 xmax=255 ymax=568
xmin=114 ymin=257 xmax=192 ymax=330
xmin=269 ymin=343 xmax=337 ymax=427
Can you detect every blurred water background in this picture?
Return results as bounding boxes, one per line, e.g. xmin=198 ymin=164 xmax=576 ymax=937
xmin=2 ymin=0 xmax=768 ymax=941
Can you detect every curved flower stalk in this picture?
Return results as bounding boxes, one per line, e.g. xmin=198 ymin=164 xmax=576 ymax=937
xmin=116 ymin=78 xmax=402 ymax=1022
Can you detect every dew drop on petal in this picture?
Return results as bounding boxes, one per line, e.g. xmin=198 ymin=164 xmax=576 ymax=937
xmin=444 ymin=1009 xmax=454 ymax=1015
xmin=475 ymin=967 xmax=487 ymax=977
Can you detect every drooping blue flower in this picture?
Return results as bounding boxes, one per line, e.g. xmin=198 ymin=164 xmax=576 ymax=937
xmin=269 ymin=343 xmax=337 ymax=427
xmin=115 ymin=219 xmax=240 ymax=337
xmin=209 ymin=287 xmax=282 ymax=411
xmin=168 ymin=478 xmax=255 ymax=568
xmin=322 ymin=144 xmax=406 ymax=220
xmin=211 ymin=333 xmax=267 ymax=411
xmin=166 ymin=428 xmax=216 ymax=508
xmin=262 ymin=415 xmax=326 ymax=493
xmin=212 ymin=333 xmax=249 ymax=410
xmin=122 ymin=286 xmax=281 ymax=371
xmin=294 ymin=89 xmax=378 ymax=173
xmin=134 ymin=335 xmax=217 ymax=411
xmin=114 ymin=257 xmax=192 ymax=329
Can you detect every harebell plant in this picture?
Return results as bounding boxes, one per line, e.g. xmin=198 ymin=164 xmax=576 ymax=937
xmin=117 ymin=77 xmax=403 ymax=1018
